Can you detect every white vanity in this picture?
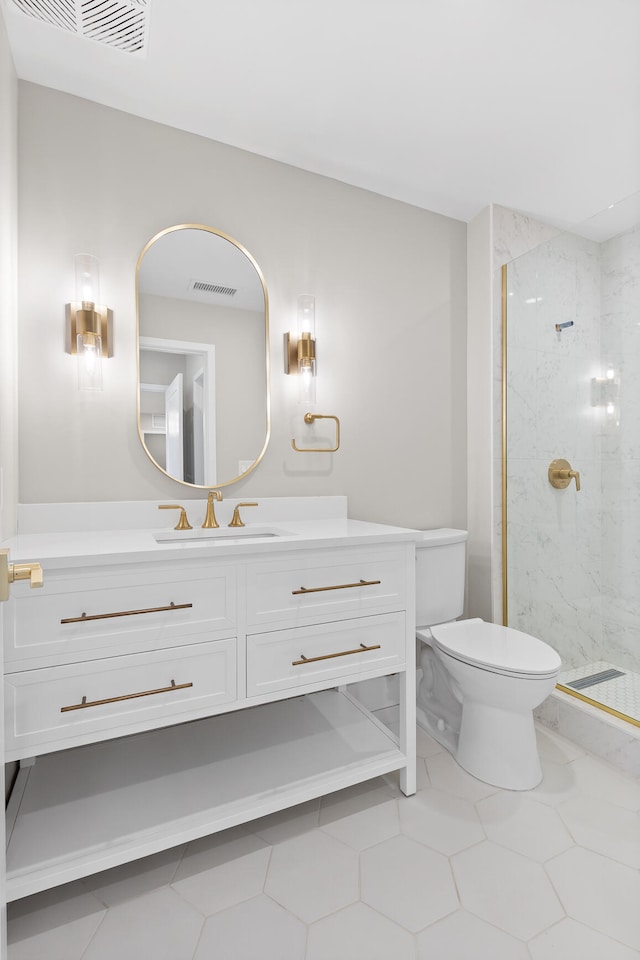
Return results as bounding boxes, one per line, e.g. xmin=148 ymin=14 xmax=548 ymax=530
xmin=2 ymin=497 xmax=417 ymax=902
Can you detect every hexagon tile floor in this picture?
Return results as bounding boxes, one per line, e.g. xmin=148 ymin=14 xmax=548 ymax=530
xmin=8 ymin=723 xmax=640 ymax=960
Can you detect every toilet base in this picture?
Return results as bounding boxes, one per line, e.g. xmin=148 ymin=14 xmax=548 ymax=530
xmin=455 ymin=700 xmax=542 ymax=790
xmin=416 ymin=636 xmax=557 ymax=791
xmin=415 ymin=698 xmax=543 ymax=790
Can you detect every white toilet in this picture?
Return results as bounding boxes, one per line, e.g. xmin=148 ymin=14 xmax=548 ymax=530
xmin=416 ymin=529 xmax=561 ymax=790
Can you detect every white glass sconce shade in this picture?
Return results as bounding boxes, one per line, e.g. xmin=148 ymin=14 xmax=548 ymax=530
xmin=76 ymin=326 xmax=103 ymax=391
xmin=288 ymin=295 xmax=317 ymax=402
xmin=66 ymin=254 xmax=112 ymax=391
xmin=75 ymin=253 xmax=100 ymax=305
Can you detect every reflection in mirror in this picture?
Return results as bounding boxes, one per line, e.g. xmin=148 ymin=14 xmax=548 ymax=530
xmin=136 ymin=226 xmax=270 ymax=488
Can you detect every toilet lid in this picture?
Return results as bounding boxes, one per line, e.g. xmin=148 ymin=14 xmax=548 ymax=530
xmin=431 ymin=618 xmax=561 ymax=677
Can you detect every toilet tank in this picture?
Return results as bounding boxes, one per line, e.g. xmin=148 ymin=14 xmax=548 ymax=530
xmin=416 ymin=529 xmax=468 ymax=628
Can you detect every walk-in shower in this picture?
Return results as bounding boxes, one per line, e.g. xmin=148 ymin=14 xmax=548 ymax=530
xmin=502 ymin=200 xmax=640 ymax=727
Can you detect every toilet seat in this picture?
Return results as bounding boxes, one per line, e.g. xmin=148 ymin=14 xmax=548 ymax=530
xmin=430 ymin=618 xmax=561 ymax=679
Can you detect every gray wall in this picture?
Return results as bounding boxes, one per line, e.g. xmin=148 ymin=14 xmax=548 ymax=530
xmin=0 ymin=0 xmax=17 ymax=879
xmin=17 ymin=83 xmax=467 ymax=530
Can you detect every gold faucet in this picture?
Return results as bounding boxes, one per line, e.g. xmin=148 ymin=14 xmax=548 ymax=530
xmin=158 ymin=504 xmax=192 ymax=530
xmin=202 ymin=489 xmax=223 ymax=528
xmin=229 ymin=502 xmax=258 ymax=528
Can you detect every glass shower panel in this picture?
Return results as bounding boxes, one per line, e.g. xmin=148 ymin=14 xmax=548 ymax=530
xmin=504 ymin=216 xmax=640 ymax=726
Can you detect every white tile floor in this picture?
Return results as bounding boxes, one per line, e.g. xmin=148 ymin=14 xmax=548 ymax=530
xmin=7 ymin=723 xmax=640 ymax=960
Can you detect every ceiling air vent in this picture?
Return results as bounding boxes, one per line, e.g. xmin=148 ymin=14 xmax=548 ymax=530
xmin=190 ymin=280 xmax=238 ymax=298
xmin=10 ymin=0 xmax=150 ymax=54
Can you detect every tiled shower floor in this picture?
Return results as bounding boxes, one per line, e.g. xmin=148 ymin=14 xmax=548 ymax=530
xmin=558 ymin=660 xmax=640 ymax=725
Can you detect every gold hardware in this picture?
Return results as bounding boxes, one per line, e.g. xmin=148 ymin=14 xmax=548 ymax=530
xmin=60 ymin=601 xmax=192 ymax=624
xmin=202 ymin=489 xmax=222 ymax=528
xmin=284 ymin=331 xmax=293 ymax=373
xmin=229 ymin=502 xmax=258 ymax=527
xmin=60 ymin=678 xmax=193 ymax=713
xmin=65 ymin=302 xmax=113 ymax=357
xmin=292 ymin=578 xmax=381 ymax=595
xmin=291 ymin=413 xmax=341 ymax=453
xmin=292 ymin=643 xmax=381 ymax=666
xmin=283 ymin=330 xmax=318 ymax=374
xmin=158 ymin=504 xmax=193 ymax=530
xmin=0 ymin=549 xmax=44 ymax=602
xmin=548 ymin=458 xmax=581 ymax=491
xmin=297 ymin=331 xmax=316 ymax=366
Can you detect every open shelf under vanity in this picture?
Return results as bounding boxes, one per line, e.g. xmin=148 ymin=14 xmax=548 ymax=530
xmin=5 ymin=689 xmax=405 ymax=902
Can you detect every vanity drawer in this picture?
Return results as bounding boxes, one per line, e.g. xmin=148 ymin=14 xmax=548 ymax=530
xmin=5 ymin=637 xmax=237 ymax=760
xmin=4 ymin=562 xmax=237 ymax=670
xmin=246 ymin=547 xmax=408 ymax=629
xmin=247 ymin=612 xmax=405 ymax=697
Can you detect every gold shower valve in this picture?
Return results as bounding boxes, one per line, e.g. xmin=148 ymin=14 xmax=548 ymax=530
xmin=548 ymin=459 xmax=581 ymax=492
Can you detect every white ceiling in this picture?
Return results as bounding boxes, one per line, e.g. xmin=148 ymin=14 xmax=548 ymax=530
xmin=3 ymin=0 xmax=640 ymax=235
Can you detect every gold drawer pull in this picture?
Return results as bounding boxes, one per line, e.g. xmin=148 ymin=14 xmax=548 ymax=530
xmin=292 ymin=643 xmax=381 ymax=666
xmin=60 ymin=678 xmax=193 ymax=712
xmin=292 ymin=579 xmax=381 ymax=595
xmin=61 ymin=601 xmax=193 ymax=624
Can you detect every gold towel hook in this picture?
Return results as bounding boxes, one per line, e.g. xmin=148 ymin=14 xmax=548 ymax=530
xmin=292 ymin=413 xmax=341 ymax=453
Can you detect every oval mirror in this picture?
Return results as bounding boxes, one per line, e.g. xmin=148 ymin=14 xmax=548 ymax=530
xmin=136 ymin=225 xmax=270 ymax=488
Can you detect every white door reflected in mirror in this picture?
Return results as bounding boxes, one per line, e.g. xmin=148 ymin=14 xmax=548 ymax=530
xmin=139 ymin=336 xmax=216 ymax=485
xmin=165 ymin=373 xmax=184 ymax=479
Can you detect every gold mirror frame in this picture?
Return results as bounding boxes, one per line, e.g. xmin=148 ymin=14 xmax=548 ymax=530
xmin=135 ymin=224 xmax=270 ymax=489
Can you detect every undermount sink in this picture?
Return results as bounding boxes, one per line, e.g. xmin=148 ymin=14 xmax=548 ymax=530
xmin=153 ymin=526 xmax=289 ymax=544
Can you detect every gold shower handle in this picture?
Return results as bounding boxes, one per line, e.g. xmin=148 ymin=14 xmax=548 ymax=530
xmin=548 ymin=459 xmax=581 ymax=491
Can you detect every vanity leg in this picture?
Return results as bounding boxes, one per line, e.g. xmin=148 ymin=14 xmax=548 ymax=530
xmin=399 ymin=667 xmax=416 ymax=796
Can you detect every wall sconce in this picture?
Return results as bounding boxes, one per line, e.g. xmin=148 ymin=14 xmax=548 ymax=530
xmin=284 ymin=295 xmax=316 ymax=403
xmin=65 ymin=254 xmax=112 ymax=391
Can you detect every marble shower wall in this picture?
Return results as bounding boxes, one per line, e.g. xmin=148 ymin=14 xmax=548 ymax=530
xmin=599 ymin=225 xmax=640 ymax=673
xmin=504 ymin=221 xmax=640 ymax=675
xmin=505 ymin=232 xmax=604 ymax=669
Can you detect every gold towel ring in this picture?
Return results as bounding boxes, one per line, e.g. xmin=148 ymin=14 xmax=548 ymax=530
xmin=291 ymin=413 xmax=341 ymax=453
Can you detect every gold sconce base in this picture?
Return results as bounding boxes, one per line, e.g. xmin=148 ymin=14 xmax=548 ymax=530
xmin=283 ymin=332 xmax=295 ymax=373
xmin=283 ymin=332 xmax=316 ymax=374
xmin=65 ymin=302 xmax=113 ymax=356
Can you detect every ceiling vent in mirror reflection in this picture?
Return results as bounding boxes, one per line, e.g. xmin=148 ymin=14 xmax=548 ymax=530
xmin=9 ymin=0 xmax=150 ymax=54
xmin=189 ymin=280 xmax=238 ymax=299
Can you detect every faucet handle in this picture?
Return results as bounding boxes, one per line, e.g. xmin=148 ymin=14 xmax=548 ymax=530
xmin=158 ymin=504 xmax=193 ymax=530
xmin=568 ymin=469 xmax=581 ymax=492
xmin=229 ymin=502 xmax=258 ymax=528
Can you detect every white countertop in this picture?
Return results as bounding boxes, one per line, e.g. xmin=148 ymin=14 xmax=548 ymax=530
xmin=3 ymin=499 xmax=421 ymax=568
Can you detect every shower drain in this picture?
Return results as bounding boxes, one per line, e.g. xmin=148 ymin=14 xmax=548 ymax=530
xmin=566 ymin=668 xmax=625 ymax=690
